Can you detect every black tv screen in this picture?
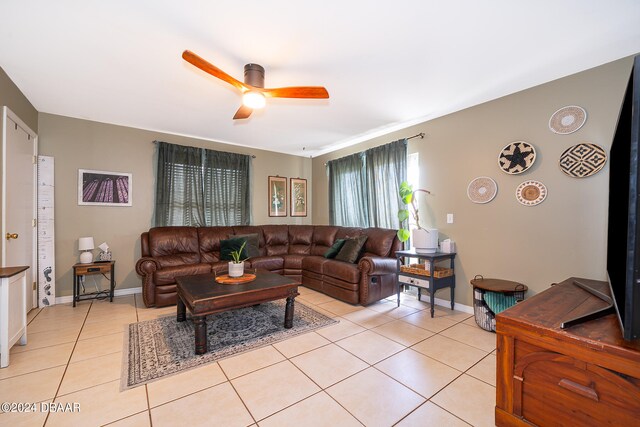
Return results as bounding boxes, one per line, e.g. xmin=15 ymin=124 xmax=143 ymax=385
xmin=607 ymin=54 xmax=640 ymax=341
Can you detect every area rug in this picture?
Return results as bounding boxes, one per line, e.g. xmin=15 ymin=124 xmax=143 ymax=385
xmin=121 ymin=300 xmax=338 ymax=390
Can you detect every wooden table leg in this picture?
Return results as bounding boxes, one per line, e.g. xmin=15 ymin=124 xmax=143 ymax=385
xmin=284 ymin=296 xmax=295 ymax=329
xmin=193 ymin=316 xmax=207 ymax=355
xmin=176 ymin=297 xmax=186 ymax=322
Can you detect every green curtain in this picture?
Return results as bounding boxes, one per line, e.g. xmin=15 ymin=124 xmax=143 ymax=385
xmin=328 ymin=152 xmax=369 ymax=227
xmin=154 ymin=141 xmax=251 ymax=226
xmin=365 ymin=139 xmax=407 ymax=229
xmin=328 ymin=139 xmax=407 ymax=228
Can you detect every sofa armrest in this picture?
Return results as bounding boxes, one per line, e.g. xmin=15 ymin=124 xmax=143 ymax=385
xmin=358 ymin=256 xmax=397 ymax=276
xmin=135 ymin=257 xmax=160 ymax=307
xmin=358 ymin=256 xmax=398 ymax=305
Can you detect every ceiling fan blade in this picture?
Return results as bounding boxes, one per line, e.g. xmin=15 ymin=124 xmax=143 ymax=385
xmin=261 ymin=86 xmax=329 ymax=99
xmin=233 ymin=105 xmax=253 ymax=120
xmin=182 ymin=50 xmax=248 ymax=92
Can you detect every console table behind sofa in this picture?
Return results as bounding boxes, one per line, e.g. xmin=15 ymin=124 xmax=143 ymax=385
xmin=136 ymin=225 xmax=402 ymax=308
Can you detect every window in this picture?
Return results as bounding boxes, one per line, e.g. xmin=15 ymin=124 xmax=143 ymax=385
xmin=328 ymin=139 xmax=407 ymax=228
xmin=154 ymin=141 xmax=251 ymax=226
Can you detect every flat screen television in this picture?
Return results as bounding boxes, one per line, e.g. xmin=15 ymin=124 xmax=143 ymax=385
xmin=561 ymin=55 xmax=640 ymax=341
xmin=607 ymin=54 xmax=640 ymax=341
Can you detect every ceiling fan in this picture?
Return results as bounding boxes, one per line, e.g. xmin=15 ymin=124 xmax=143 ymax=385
xmin=182 ymin=50 xmax=330 ymax=120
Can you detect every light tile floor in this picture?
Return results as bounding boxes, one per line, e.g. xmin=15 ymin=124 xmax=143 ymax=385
xmin=0 ymin=289 xmax=497 ymax=426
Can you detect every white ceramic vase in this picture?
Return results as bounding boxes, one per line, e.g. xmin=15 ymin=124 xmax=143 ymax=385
xmin=412 ymin=228 xmax=439 ymax=254
xmin=228 ymin=261 xmax=245 ymax=277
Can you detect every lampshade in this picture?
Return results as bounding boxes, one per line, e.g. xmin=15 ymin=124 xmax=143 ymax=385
xmin=78 ymin=237 xmax=95 ymax=251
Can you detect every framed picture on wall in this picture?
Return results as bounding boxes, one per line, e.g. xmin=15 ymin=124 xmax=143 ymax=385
xmin=78 ymin=169 xmax=132 ymax=206
xmin=290 ymin=178 xmax=307 ymax=217
xmin=268 ymin=176 xmax=287 ymax=217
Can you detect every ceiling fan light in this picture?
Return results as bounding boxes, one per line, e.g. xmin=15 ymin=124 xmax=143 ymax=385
xmin=242 ymin=91 xmax=266 ymax=109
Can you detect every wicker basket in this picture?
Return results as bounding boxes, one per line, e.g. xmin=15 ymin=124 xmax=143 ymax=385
xmin=472 ymin=287 xmax=526 ymax=332
xmin=400 ymin=263 xmax=453 ymax=278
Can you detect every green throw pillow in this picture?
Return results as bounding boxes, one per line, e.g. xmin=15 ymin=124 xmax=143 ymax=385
xmin=324 ymin=239 xmax=346 ymax=259
xmin=334 ymin=235 xmax=368 ymax=263
xmin=234 ymin=233 xmax=260 ymax=258
xmin=220 ymin=237 xmax=249 ymax=261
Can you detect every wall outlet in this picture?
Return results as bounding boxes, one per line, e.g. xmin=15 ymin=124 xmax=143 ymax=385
xmin=447 ymin=213 xmax=454 ymax=224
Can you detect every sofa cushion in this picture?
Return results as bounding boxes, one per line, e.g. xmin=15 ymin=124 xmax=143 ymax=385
xmin=288 ymin=225 xmax=314 ymax=255
xmin=301 ymin=255 xmax=329 ymax=274
xmin=198 ymin=226 xmax=231 ymax=263
xmin=248 ymin=256 xmax=284 ymax=271
xmin=232 ymin=226 xmax=266 ymax=256
xmin=149 ymin=226 xmax=200 ymax=267
xmin=211 ymin=261 xmax=229 ymax=274
xmin=283 ymin=254 xmax=305 ymax=270
xmin=323 ymin=260 xmax=361 ymax=283
xmin=335 ymin=235 xmax=368 ymax=263
xmin=220 ymin=237 xmax=249 ymax=261
xmin=311 ymin=225 xmax=339 ymax=256
xmin=324 ymin=239 xmax=346 ymax=259
xmin=262 ymin=225 xmax=289 ymax=256
xmin=335 ymin=227 xmax=363 ymax=240
xmin=234 ymin=233 xmax=260 ymax=258
xmin=361 ymin=228 xmax=398 ymax=257
xmin=153 ymin=263 xmax=211 ymax=286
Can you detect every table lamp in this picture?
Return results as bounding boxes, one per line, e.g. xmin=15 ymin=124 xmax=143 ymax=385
xmin=78 ymin=237 xmax=95 ymax=264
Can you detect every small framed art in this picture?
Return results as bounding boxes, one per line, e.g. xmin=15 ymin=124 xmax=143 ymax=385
xmin=290 ymin=178 xmax=307 ymax=217
xmin=78 ymin=169 xmax=132 ymax=206
xmin=268 ymin=176 xmax=287 ymax=217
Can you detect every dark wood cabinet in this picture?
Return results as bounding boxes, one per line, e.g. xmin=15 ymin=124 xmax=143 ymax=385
xmin=495 ymin=277 xmax=640 ymax=426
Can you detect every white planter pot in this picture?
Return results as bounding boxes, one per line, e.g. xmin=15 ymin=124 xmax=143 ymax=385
xmin=228 ymin=261 xmax=245 ymax=277
xmin=412 ymin=228 xmax=439 ymax=254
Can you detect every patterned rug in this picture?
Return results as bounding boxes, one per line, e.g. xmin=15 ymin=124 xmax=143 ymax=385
xmin=121 ymin=300 xmax=338 ymax=390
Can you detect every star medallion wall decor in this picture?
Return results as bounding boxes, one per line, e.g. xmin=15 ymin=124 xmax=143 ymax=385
xmin=559 ymin=143 xmax=607 ymax=178
xmin=498 ymin=141 xmax=537 ymax=174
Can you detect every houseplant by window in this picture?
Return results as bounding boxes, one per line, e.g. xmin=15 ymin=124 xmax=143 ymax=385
xmin=397 ymin=181 xmax=439 ymax=253
xmin=228 ymin=241 xmax=247 ymax=277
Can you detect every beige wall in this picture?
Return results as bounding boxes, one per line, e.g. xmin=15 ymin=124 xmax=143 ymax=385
xmin=313 ymin=57 xmax=634 ymax=307
xmin=0 ymin=67 xmax=38 ymax=132
xmin=38 ymin=113 xmax=312 ymax=297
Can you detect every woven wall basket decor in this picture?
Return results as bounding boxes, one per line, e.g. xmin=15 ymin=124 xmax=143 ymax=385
xmin=498 ymin=141 xmax=536 ymax=175
xmin=559 ymin=143 xmax=607 ymax=178
xmin=467 ymin=176 xmax=498 ymax=204
xmin=549 ymin=105 xmax=587 ymax=134
xmin=516 ymin=180 xmax=547 ymax=206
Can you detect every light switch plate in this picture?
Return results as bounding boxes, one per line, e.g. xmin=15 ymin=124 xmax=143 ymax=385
xmin=447 ymin=213 xmax=454 ymax=224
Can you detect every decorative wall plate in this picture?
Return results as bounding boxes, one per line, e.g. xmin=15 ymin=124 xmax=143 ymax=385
xmin=516 ymin=180 xmax=547 ymax=206
xmin=559 ymin=143 xmax=607 ymax=178
xmin=467 ymin=176 xmax=498 ymax=204
xmin=549 ymin=105 xmax=587 ymax=134
xmin=498 ymin=141 xmax=536 ymax=174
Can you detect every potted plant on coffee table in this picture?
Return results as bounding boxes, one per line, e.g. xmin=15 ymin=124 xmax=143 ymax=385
xmin=228 ymin=241 xmax=247 ymax=277
xmin=397 ymin=181 xmax=439 ymax=253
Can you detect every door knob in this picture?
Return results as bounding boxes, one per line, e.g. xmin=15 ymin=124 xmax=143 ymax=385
xmin=5 ymin=233 xmax=18 ymax=240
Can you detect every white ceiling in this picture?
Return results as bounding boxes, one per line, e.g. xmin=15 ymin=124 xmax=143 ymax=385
xmin=1 ymin=1 xmax=639 ymax=157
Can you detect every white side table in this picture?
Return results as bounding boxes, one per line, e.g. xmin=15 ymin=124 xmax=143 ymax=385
xmin=0 ymin=266 xmax=29 ymax=367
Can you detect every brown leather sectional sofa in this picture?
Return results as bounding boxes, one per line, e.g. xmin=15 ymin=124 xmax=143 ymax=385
xmin=135 ymin=225 xmax=402 ymax=308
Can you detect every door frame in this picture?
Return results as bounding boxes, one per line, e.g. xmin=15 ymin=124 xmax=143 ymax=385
xmin=2 ymin=106 xmax=38 ymax=308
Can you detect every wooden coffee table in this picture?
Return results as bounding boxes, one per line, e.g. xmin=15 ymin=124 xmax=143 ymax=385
xmin=175 ymin=270 xmax=300 ymax=355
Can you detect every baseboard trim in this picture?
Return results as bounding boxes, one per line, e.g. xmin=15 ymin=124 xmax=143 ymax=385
xmin=54 ymin=287 xmax=142 ymax=305
xmin=433 ymin=296 xmax=474 ymax=314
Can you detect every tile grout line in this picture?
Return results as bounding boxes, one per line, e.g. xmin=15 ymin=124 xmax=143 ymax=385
xmin=43 ymin=300 xmax=94 ymax=426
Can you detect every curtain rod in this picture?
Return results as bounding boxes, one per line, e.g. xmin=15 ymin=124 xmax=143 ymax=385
xmin=324 ymin=132 xmax=425 ymax=166
xmin=151 ymin=140 xmax=256 ymax=158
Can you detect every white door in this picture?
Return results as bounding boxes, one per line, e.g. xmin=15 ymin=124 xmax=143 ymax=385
xmin=2 ymin=107 xmax=37 ymax=311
